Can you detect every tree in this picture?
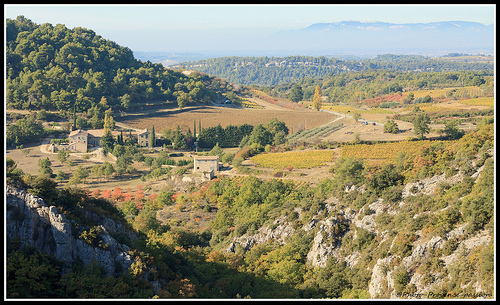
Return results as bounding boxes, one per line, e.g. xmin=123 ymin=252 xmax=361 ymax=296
xmin=91 ymin=164 xmax=104 ymax=182
xmin=153 ymin=190 xmax=175 ymax=209
xmin=176 ymin=91 xmax=189 ymax=109
xmin=121 ymin=93 xmax=131 ymax=110
xmin=57 ymin=150 xmax=68 ymax=166
xmin=443 ymin=120 xmax=463 ymax=140
xmin=75 ymin=116 xmax=87 ymax=130
xmin=102 ymin=162 xmax=115 ymax=180
xmin=289 ymin=84 xmax=303 ymax=103
xmin=367 ymin=163 xmax=403 ymax=195
xmin=313 ymin=85 xmax=322 ymax=111
xmin=383 ymin=119 xmax=399 ymax=134
xmin=100 ymin=129 xmax=114 ymax=153
xmin=69 ymin=165 xmax=88 ymax=185
xmin=352 ymin=112 xmax=361 ymax=123
xmin=104 ymin=112 xmax=115 ymax=131
xmin=150 ymin=125 xmax=156 ymax=148
xmin=37 ymin=157 xmax=53 ymax=176
xmin=413 ymin=113 xmax=431 ymax=139
xmin=333 ymin=157 xmax=365 ymax=187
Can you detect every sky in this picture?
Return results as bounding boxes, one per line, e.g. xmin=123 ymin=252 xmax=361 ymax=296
xmin=4 ymin=4 xmax=496 ymax=54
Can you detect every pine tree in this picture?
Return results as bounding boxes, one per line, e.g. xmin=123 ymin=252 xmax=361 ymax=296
xmin=313 ymin=85 xmax=322 ymax=111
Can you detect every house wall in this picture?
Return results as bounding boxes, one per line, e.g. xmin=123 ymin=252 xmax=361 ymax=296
xmin=69 ymin=134 xmax=87 ymax=144
xmin=66 ymin=141 xmax=87 ymax=153
xmin=88 ymin=136 xmax=101 ymax=147
xmin=138 ymin=134 xmax=149 ymax=147
xmin=193 ymin=159 xmax=219 ymax=172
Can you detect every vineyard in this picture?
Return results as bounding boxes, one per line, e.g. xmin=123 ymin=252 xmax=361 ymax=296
xmin=403 ymin=86 xmax=484 ymax=100
xmin=251 ymin=150 xmax=336 ymax=169
xmin=239 ymin=99 xmax=265 ymax=109
xmin=286 ymin=123 xmax=344 ymax=143
xmin=250 ymin=89 xmax=304 ymax=110
xmin=457 ymin=96 xmax=494 ymax=108
xmin=340 ymin=139 xmax=458 ymax=166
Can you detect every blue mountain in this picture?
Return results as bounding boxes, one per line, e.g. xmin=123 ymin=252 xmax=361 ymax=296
xmin=271 ymin=21 xmax=493 ymax=56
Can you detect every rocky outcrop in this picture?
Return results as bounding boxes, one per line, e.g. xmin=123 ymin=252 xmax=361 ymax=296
xmin=6 ymin=185 xmax=135 ymax=276
xmin=306 ymin=207 xmax=356 ymax=267
xmin=226 ymin=216 xmax=295 ymax=253
xmin=402 ymin=172 xmax=463 ymax=199
xmin=368 ymin=227 xmax=492 ymax=299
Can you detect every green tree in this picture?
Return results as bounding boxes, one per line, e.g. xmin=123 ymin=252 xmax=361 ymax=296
xmin=367 ymin=163 xmax=403 ymax=195
xmin=443 ymin=120 xmax=463 ymax=140
xmin=37 ymin=157 xmax=53 ymax=176
xmin=413 ymin=113 xmax=431 ymax=139
xmin=102 ymin=162 xmax=115 ymax=180
xmin=153 ymin=190 xmax=175 ymax=210
xmin=91 ymin=164 xmax=104 ymax=182
xmin=288 ymin=84 xmax=303 ymax=102
xmin=333 ymin=157 xmax=365 ymax=187
xmin=150 ymin=125 xmax=156 ymax=148
xmin=100 ymin=129 xmax=115 ymax=153
xmin=383 ymin=119 xmax=399 ymax=134
xmin=69 ymin=165 xmax=89 ymax=185
xmin=176 ymin=91 xmax=189 ymax=109
xmin=6 ymin=116 xmax=45 ymax=147
xmin=208 ymin=143 xmax=224 ymax=157
xmin=352 ymin=112 xmax=361 ymax=123
xmin=121 ymin=93 xmax=132 ymax=110
xmin=57 ymin=150 xmax=68 ymax=165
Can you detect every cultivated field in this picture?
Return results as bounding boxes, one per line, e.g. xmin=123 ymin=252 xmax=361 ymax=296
xmin=116 ymin=104 xmax=337 ymax=134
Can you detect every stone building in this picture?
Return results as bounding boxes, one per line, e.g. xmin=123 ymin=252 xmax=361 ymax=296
xmin=193 ymin=156 xmax=220 ymax=173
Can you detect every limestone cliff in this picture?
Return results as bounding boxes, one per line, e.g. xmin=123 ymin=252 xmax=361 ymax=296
xmin=6 ymin=185 xmax=135 ymax=277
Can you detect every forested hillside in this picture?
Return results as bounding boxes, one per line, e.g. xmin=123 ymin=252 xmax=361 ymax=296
xmin=268 ymin=69 xmax=494 ymax=105
xmin=177 ymin=54 xmax=493 ymax=87
xmin=5 ymin=16 xmax=236 ymax=112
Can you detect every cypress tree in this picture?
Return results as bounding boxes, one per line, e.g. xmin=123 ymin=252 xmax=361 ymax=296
xmin=150 ymin=125 xmax=155 ymax=148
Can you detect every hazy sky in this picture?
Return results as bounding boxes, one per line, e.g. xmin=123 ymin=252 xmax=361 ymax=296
xmin=5 ymin=4 xmax=495 ymax=53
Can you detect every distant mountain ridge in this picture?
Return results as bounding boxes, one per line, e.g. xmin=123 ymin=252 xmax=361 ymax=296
xmin=301 ymin=20 xmax=492 ymax=31
xmin=269 ymin=20 xmax=494 ymax=57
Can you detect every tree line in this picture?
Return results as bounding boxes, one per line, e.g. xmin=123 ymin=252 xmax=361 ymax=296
xmin=269 ymin=69 xmax=493 ymax=105
xmin=178 ymin=54 xmax=494 ymax=87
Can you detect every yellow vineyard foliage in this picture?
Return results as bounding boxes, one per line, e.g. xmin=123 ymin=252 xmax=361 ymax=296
xmin=340 ymin=140 xmax=458 ymax=165
xmin=251 ymin=150 xmax=335 ymax=169
xmin=458 ymin=97 xmax=494 ymax=108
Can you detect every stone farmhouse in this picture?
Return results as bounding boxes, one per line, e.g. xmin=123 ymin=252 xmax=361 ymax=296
xmin=50 ymin=128 xmax=152 ymax=153
xmin=193 ymin=155 xmax=220 ymax=179
xmin=137 ymin=128 xmax=151 ymax=148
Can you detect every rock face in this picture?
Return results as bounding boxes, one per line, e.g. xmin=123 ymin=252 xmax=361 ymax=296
xmin=6 ymin=185 xmax=135 ymax=276
xmin=226 ymin=216 xmax=295 ymax=253
xmin=224 ymin=163 xmax=492 ymax=299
